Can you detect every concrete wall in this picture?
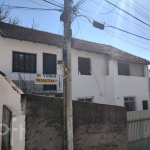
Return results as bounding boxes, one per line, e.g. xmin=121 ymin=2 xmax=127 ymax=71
xmin=0 ymin=74 xmax=24 ymax=149
xmin=22 ymin=94 xmax=128 ymax=150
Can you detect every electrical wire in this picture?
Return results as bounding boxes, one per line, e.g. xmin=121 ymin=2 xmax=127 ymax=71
xmin=76 ymin=16 xmax=150 ymax=52
xmin=78 ymin=5 xmax=150 ymax=37
xmin=121 ymin=0 xmax=150 ymax=22
xmin=105 ymin=0 xmax=150 ymax=27
xmin=72 ymin=19 xmax=80 ymax=38
xmin=43 ymin=0 xmax=63 ymax=8
xmin=132 ymin=0 xmax=150 ymax=14
xmin=27 ymin=0 xmax=53 ymax=8
xmin=2 ymin=5 xmax=62 ymax=11
xmin=101 ymin=0 xmax=119 ymax=15
xmin=76 ymin=18 xmax=83 ymax=39
xmin=105 ymin=28 xmax=150 ymax=46
xmin=104 ymin=30 xmax=150 ymax=52
xmin=91 ymin=0 xmax=150 ymax=34
xmin=105 ymin=25 xmax=150 ymax=41
xmin=74 ymin=19 xmax=103 ymax=97
xmin=76 ymin=14 xmax=92 ymax=23
xmin=77 ymin=8 xmax=150 ymax=39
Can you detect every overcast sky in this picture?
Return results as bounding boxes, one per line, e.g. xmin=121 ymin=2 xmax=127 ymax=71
xmin=2 ymin=0 xmax=150 ymax=64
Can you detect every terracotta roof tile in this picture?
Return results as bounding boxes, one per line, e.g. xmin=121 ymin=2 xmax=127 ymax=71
xmin=0 ymin=22 xmax=149 ymax=64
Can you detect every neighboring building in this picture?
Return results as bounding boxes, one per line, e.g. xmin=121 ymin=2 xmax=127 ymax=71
xmin=0 ymin=71 xmax=25 ymax=150
xmin=0 ymin=22 xmax=149 ymax=111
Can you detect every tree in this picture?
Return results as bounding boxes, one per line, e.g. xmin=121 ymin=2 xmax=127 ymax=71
xmin=0 ymin=2 xmax=21 ymax=25
xmin=31 ymin=19 xmax=39 ymax=30
xmin=0 ymin=3 xmax=10 ymax=22
xmin=9 ymin=17 xmax=21 ymax=25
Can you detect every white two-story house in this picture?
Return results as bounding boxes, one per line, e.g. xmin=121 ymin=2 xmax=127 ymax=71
xmin=0 ymin=22 xmax=149 ymax=111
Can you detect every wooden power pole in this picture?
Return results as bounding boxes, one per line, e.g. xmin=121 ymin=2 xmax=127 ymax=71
xmin=61 ymin=0 xmax=73 ymax=149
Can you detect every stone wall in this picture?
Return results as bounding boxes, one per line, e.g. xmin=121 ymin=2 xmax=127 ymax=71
xmin=22 ymin=94 xmax=128 ymax=150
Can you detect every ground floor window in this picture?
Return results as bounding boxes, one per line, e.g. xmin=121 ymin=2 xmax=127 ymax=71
xmin=43 ymin=85 xmax=57 ymax=91
xmin=124 ymin=97 xmax=136 ymax=111
xmin=78 ymin=97 xmax=93 ymax=102
xmin=142 ymin=100 xmax=148 ymax=110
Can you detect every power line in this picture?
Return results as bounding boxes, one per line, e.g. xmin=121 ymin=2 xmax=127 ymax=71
xmin=78 ymin=9 xmax=150 ymax=39
xmin=121 ymin=0 xmax=150 ymax=22
xmin=43 ymin=0 xmax=63 ymax=8
xmin=27 ymin=0 xmax=53 ymax=8
xmin=105 ymin=17 xmax=150 ymax=38
xmin=91 ymin=0 xmax=150 ymax=34
xmin=76 ymin=16 xmax=150 ymax=52
xmin=132 ymin=0 xmax=150 ymax=14
xmin=2 ymin=5 xmax=62 ymax=11
xmin=78 ymin=5 xmax=150 ymax=37
xmin=102 ymin=0 xmax=119 ymax=15
xmin=104 ymin=30 xmax=150 ymax=52
xmin=74 ymin=19 xmax=103 ymax=97
xmin=105 ymin=0 xmax=150 ymax=27
xmin=105 ymin=28 xmax=150 ymax=46
xmin=76 ymin=18 xmax=83 ymax=39
xmin=76 ymin=15 xmax=92 ymax=23
xmin=105 ymin=25 xmax=150 ymax=41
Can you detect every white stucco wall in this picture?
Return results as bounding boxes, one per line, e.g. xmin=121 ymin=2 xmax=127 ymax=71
xmin=113 ymin=60 xmax=149 ymax=111
xmin=71 ymin=49 xmax=109 ymax=103
xmin=129 ymin=63 xmax=144 ymax=77
xmin=103 ymin=60 xmax=116 ymax=105
xmin=12 ymin=115 xmax=25 ymax=150
xmin=0 ymin=37 xmax=149 ymax=109
xmin=0 ymin=37 xmax=62 ymax=80
xmin=0 ymin=74 xmax=23 ymax=149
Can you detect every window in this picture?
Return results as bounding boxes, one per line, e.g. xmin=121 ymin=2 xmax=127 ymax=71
xmin=43 ymin=53 xmax=57 ymax=91
xmin=43 ymin=85 xmax=57 ymax=91
xmin=78 ymin=57 xmax=91 ymax=75
xmin=118 ymin=62 xmax=129 ymax=76
xmin=13 ymin=51 xmax=36 ymax=73
xmin=78 ymin=98 xmax=93 ymax=102
xmin=124 ymin=97 xmax=136 ymax=111
xmin=142 ymin=101 xmax=148 ymax=110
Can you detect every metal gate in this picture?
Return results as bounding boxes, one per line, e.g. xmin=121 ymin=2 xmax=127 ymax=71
xmin=1 ymin=105 xmax=12 ymax=150
xmin=127 ymin=110 xmax=150 ymax=150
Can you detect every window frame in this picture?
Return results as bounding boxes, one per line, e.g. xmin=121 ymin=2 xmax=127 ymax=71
xmin=12 ymin=51 xmax=37 ymax=73
xmin=78 ymin=57 xmax=91 ymax=75
xmin=124 ymin=97 xmax=136 ymax=112
xmin=78 ymin=97 xmax=93 ymax=103
xmin=142 ymin=100 xmax=148 ymax=110
xmin=42 ymin=53 xmax=57 ymax=91
xmin=118 ymin=61 xmax=129 ymax=76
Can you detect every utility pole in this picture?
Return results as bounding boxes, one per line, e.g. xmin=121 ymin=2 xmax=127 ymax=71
xmin=61 ymin=0 xmax=73 ymax=149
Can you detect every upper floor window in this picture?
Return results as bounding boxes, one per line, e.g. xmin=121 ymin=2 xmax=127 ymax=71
xmin=124 ymin=97 xmax=136 ymax=111
xmin=118 ymin=62 xmax=129 ymax=76
xmin=78 ymin=57 xmax=91 ymax=75
xmin=13 ymin=51 xmax=36 ymax=73
xmin=118 ymin=61 xmax=145 ymax=77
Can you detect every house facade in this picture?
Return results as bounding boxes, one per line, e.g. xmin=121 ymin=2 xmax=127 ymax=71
xmin=0 ymin=22 xmax=149 ymax=111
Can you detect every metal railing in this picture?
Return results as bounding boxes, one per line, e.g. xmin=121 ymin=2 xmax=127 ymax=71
xmin=18 ymin=73 xmax=28 ymax=93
